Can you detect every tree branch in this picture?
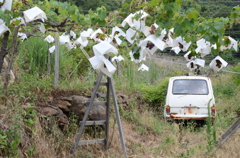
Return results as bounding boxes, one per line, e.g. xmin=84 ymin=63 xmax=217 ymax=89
xmin=0 ymin=31 xmax=10 ymax=72
xmin=21 ymin=31 xmax=43 ymax=38
xmin=35 ymin=18 xmax=74 ymax=28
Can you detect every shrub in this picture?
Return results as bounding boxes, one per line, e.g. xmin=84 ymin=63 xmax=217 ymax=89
xmin=137 ymin=77 xmax=169 ymax=109
xmin=231 ymin=62 xmax=240 ymax=85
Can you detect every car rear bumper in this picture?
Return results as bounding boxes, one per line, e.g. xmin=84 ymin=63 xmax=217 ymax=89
xmin=165 ymin=113 xmax=215 ymax=121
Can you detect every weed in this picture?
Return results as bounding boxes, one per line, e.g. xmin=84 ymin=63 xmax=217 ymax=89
xmin=0 ymin=134 xmax=7 ymax=150
xmin=206 ymin=100 xmax=217 ymax=152
xmin=65 ymin=114 xmax=79 ymax=136
xmin=231 ymin=63 xmax=240 ymax=85
xmin=122 ymin=111 xmax=137 ymax=122
xmin=164 ymin=136 xmax=175 ymax=144
xmin=8 ymin=73 xmax=52 ymax=100
xmin=77 ymin=151 xmax=93 ymax=158
xmin=27 ymin=147 xmax=36 ymax=157
xmin=177 ymin=148 xmax=195 ymax=158
xmin=213 ymin=74 xmax=237 ymax=99
xmin=1 ymin=115 xmax=22 ymax=157
xmin=23 ymin=104 xmax=37 ymax=132
xmin=153 ymin=121 xmax=162 ymax=134
xmin=136 ymin=126 xmax=147 ymax=134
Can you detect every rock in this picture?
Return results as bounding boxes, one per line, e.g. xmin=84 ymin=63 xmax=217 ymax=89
xmin=54 ymin=100 xmax=71 ymax=112
xmin=38 ymin=106 xmax=69 ymax=130
xmin=69 ymin=95 xmax=90 ymax=119
xmin=56 ymin=113 xmax=69 ymax=127
xmin=68 ymin=95 xmax=106 ymax=121
xmin=90 ymin=105 xmax=106 ymax=120
xmin=117 ymin=93 xmax=131 ymax=107
xmin=59 ymin=96 xmax=73 ymax=102
xmin=39 ymin=106 xmax=60 ymax=117
xmin=21 ymin=105 xmax=38 ymax=110
xmin=71 ymin=95 xmax=90 ymax=105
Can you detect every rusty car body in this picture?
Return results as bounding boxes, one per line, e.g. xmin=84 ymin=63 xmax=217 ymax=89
xmin=164 ymin=76 xmax=216 ymax=121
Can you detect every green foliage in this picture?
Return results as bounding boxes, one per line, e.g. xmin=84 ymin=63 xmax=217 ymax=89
xmin=0 ymin=10 xmax=11 ymax=25
xmin=0 ymin=115 xmax=22 ymax=157
xmin=206 ymin=101 xmax=217 ymax=152
xmin=231 ymin=63 xmax=240 ymax=85
xmin=17 ymin=36 xmax=91 ymax=81
xmin=76 ymin=0 xmax=121 ymax=12
xmin=177 ymin=148 xmax=195 ymax=158
xmin=127 ymin=61 xmax=134 ymax=88
xmin=137 ymin=77 xmax=169 ymax=108
xmin=23 ymin=104 xmax=37 ymax=131
xmin=200 ymin=4 xmax=232 ymax=18
xmin=118 ymin=0 xmax=239 ymax=56
xmin=122 ymin=111 xmax=139 ymax=123
xmin=213 ymin=81 xmax=235 ymax=98
xmin=199 ymin=17 xmax=229 ymax=45
xmin=90 ymin=6 xmax=107 ymax=26
xmin=18 ymin=36 xmax=52 ymax=75
xmin=8 ymin=73 xmax=53 ymax=100
xmin=64 ymin=114 xmax=79 ymax=136
xmin=2 ymin=0 xmax=240 ymax=157
xmin=164 ymin=136 xmax=175 ymax=144
xmin=153 ymin=121 xmax=162 ymax=134
xmin=0 ymin=134 xmax=8 ymax=152
xmin=45 ymin=0 xmax=81 ymax=24
xmin=117 ymin=58 xmax=181 ymax=93
xmin=136 ymin=125 xmax=148 ymax=134
xmin=135 ymin=62 xmax=164 ymax=85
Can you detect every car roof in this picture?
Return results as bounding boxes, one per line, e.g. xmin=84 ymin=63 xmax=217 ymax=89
xmin=170 ymin=76 xmax=210 ymax=80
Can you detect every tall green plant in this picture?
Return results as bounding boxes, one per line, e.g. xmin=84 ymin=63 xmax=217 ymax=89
xmin=135 ymin=62 xmax=163 ymax=85
xmin=206 ymin=99 xmax=217 ymax=152
xmin=18 ymin=36 xmax=52 ymax=74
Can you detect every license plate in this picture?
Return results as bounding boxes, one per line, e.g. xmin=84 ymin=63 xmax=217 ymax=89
xmin=184 ymin=107 xmax=197 ymax=115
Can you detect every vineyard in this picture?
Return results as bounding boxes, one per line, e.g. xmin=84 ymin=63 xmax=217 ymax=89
xmin=1 ymin=0 xmax=240 ymax=157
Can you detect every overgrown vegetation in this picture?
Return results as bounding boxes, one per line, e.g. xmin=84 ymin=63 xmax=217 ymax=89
xmin=137 ymin=77 xmax=169 ymax=111
xmin=1 ymin=0 xmax=240 ymax=157
xmin=1 ymin=41 xmax=240 ymax=157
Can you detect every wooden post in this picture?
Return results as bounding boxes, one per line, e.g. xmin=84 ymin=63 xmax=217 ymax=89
xmin=117 ymin=60 xmax=120 ymax=77
xmin=48 ymin=43 xmax=51 ymax=74
xmin=54 ymin=33 xmax=59 ymax=89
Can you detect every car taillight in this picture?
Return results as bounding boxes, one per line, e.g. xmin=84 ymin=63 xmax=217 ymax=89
xmin=166 ymin=105 xmax=170 ymax=115
xmin=211 ymin=105 xmax=216 ymax=116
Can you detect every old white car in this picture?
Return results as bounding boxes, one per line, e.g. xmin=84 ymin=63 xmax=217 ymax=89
xmin=164 ymin=76 xmax=216 ymax=122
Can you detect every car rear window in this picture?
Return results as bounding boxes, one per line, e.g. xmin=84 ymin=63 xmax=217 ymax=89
xmin=172 ymin=79 xmax=209 ymax=95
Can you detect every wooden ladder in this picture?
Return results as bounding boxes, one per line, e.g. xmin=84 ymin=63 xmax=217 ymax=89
xmin=71 ymin=71 xmax=128 ymax=158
